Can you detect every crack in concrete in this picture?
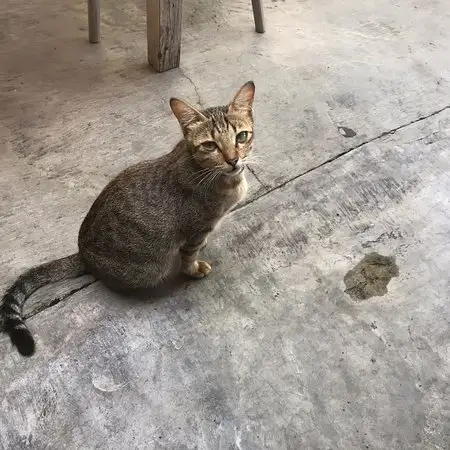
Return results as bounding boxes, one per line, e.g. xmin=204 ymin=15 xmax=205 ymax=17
xmin=25 ymin=279 xmax=97 ymax=321
xmin=179 ymin=68 xmax=204 ymax=109
xmin=236 ymin=103 xmax=450 ymax=211
xmin=0 ymin=279 xmax=96 ymax=333
xmin=3 ymin=104 xmax=450 ymax=325
xmin=361 ymin=230 xmax=403 ymax=248
xmin=247 ymin=165 xmax=267 ymax=190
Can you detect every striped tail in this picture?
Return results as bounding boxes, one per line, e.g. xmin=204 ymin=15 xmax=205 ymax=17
xmin=1 ymin=253 xmax=87 ymax=356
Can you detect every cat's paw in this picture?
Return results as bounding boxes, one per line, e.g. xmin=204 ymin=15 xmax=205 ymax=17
xmin=184 ymin=260 xmax=212 ymax=279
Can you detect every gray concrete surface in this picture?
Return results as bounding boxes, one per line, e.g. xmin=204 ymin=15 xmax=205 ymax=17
xmin=1 ymin=0 xmax=449 ymax=448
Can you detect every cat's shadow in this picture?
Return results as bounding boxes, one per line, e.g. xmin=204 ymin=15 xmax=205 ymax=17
xmin=104 ymin=272 xmax=196 ymax=305
xmin=99 ymin=255 xmax=213 ymax=306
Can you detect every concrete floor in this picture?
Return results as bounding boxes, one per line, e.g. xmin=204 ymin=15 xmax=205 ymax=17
xmin=1 ymin=0 xmax=450 ymax=448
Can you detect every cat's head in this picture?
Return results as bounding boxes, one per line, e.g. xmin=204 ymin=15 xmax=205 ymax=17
xmin=170 ymin=81 xmax=255 ymax=177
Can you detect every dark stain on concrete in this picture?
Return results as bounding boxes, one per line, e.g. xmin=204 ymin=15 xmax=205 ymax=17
xmin=338 ymin=126 xmax=357 ymax=138
xmin=231 ymin=221 xmax=264 ymax=246
xmin=344 ymin=252 xmax=399 ymax=301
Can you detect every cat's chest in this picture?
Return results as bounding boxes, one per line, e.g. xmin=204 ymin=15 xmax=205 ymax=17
xmin=235 ymin=175 xmax=248 ymax=203
xmin=192 ymin=176 xmax=248 ymax=227
xmin=223 ymin=175 xmax=248 ymax=211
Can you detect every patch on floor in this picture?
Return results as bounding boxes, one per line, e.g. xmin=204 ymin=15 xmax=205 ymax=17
xmin=338 ymin=126 xmax=357 ymax=138
xmin=344 ymin=252 xmax=399 ymax=301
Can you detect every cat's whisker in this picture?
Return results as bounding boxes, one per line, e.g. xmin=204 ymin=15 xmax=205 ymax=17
xmin=206 ymin=170 xmax=222 ymax=192
xmin=247 ymin=162 xmax=263 ymax=169
xmin=193 ymin=166 xmax=223 ymax=192
xmin=244 ymin=155 xmax=263 ymax=163
xmin=190 ymin=170 xmax=213 ymax=184
xmin=193 ymin=171 xmax=214 ymax=191
xmin=189 ymin=166 xmax=220 ymax=184
xmin=246 ymin=159 xmax=263 ymax=165
xmin=244 ymin=159 xmax=263 ymax=169
xmin=190 ymin=165 xmax=223 ymax=186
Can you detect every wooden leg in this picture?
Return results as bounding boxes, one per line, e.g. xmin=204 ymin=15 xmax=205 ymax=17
xmin=147 ymin=0 xmax=182 ymax=72
xmin=251 ymin=0 xmax=265 ymax=34
xmin=88 ymin=0 xmax=100 ymax=43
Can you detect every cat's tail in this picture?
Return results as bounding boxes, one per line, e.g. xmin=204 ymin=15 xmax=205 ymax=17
xmin=1 ymin=253 xmax=87 ymax=356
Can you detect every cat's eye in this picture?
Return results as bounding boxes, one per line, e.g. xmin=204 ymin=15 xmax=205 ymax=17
xmin=202 ymin=141 xmax=217 ymax=151
xmin=236 ymin=131 xmax=248 ymax=144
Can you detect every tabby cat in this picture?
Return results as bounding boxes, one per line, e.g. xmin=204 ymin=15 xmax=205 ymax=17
xmin=0 ymin=81 xmax=256 ymax=356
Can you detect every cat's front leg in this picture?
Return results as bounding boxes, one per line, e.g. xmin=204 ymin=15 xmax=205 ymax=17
xmin=180 ymin=236 xmax=211 ymax=279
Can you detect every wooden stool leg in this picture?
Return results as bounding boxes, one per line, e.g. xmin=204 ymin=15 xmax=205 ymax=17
xmin=251 ymin=0 xmax=265 ymax=33
xmin=88 ymin=0 xmax=100 ymax=43
xmin=147 ymin=0 xmax=183 ymax=72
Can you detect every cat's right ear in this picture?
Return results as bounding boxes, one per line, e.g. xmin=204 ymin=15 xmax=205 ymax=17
xmin=170 ymin=98 xmax=206 ymax=130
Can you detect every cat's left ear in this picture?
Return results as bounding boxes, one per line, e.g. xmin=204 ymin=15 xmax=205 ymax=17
xmin=170 ymin=98 xmax=206 ymax=130
xmin=228 ymin=81 xmax=255 ymax=115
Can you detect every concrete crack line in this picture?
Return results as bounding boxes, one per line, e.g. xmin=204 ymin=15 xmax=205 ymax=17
xmin=3 ymin=105 xmax=449 ymax=326
xmin=27 ymin=279 xmax=97 ymax=321
xmin=0 ymin=279 xmax=97 ymax=332
xmin=179 ymin=68 xmax=204 ymax=109
xmin=247 ymin=165 xmax=267 ymax=190
xmin=237 ymin=103 xmax=450 ymax=212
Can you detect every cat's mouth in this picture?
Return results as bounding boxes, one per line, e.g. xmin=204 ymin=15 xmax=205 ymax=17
xmin=227 ymin=165 xmax=245 ymax=177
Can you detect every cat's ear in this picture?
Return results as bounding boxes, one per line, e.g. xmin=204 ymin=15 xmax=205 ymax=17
xmin=170 ymin=98 xmax=206 ymax=130
xmin=228 ymin=81 xmax=255 ymax=114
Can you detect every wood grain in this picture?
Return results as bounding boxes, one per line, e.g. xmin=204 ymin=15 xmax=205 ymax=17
xmin=88 ymin=0 xmax=101 ymax=43
xmin=147 ymin=0 xmax=183 ymax=72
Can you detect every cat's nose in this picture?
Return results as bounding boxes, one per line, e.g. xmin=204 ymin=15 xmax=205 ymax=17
xmin=227 ymin=157 xmax=239 ymax=167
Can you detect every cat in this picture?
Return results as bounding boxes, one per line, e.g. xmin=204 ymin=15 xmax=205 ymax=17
xmin=0 ymin=81 xmax=256 ymax=357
